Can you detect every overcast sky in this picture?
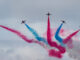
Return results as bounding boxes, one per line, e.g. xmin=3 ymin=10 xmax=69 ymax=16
xmin=0 ymin=0 xmax=80 ymax=60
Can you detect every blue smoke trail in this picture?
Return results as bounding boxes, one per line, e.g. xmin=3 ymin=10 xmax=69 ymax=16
xmin=25 ymin=24 xmax=48 ymax=44
xmin=55 ymin=23 xmax=64 ymax=46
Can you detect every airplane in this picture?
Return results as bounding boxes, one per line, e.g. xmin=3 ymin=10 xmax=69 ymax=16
xmin=61 ymin=20 xmax=66 ymax=23
xmin=21 ymin=20 xmax=26 ymax=24
xmin=46 ymin=12 xmax=51 ymax=16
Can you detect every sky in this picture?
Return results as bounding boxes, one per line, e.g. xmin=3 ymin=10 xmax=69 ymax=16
xmin=0 ymin=0 xmax=80 ymax=60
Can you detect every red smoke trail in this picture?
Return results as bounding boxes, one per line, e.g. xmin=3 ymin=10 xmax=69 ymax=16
xmin=48 ymin=49 xmax=62 ymax=58
xmin=47 ymin=16 xmax=52 ymax=46
xmin=0 ymin=25 xmax=48 ymax=49
xmin=63 ymin=29 xmax=80 ymax=44
xmin=0 ymin=25 xmax=33 ymax=43
xmin=48 ymin=44 xmax=66 ymax=58
xmin=0 ymin=25 xmax=64 ymax=58
xmin=46 ymin=16 xmax=66 ymax=58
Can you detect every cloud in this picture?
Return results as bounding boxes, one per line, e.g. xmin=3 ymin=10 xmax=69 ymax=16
xmin=0 ymin=44 xmax=73 ymax=60
xmin=67 ymin=40 xmax=80 ymax=60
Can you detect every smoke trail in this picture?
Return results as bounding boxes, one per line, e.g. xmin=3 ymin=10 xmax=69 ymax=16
xmin=46 ymin=16 xmax=66 ymax=54
xmin=0 ymin=25 xmax=48 ymax=49
xmin=54 ymin=23 xmax=80 ymax=48
xmin=55 ymin=23 xmax=63 ymax=43
xmin=63 ymin=29 xmax=80 ymax=44
xmin=48 ymin=49 xmax=62 ymax=58
xmin=25 ymin=24 xmax=48 ymax=44
xmin=55 ymin=23 xmax=65 ymax=46
xmin=25 ymin=23 xmax=66 ymax=57
xmin=47 ymin=16 xmax=52 ymax=45
xmin=0 ymin=25 xmax=65 ymax=58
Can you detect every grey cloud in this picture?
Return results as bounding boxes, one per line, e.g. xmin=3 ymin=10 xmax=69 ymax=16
xmin=0 ymin=45 xmax=73 ymax=60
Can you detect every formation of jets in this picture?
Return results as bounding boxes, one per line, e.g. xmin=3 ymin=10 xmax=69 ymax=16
xmin=21 ymin=12 xmax=66 ymax=24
